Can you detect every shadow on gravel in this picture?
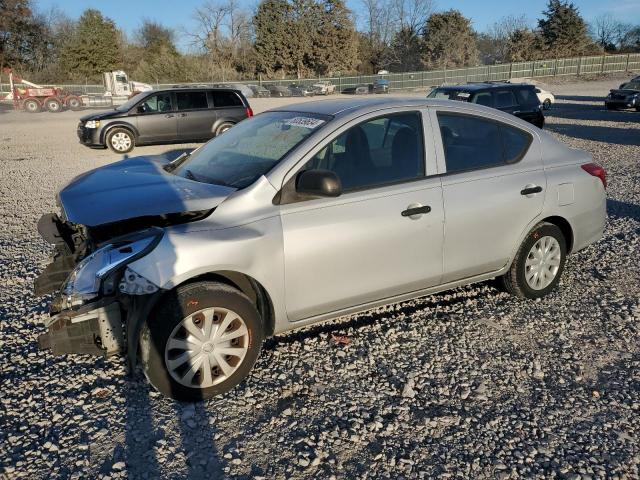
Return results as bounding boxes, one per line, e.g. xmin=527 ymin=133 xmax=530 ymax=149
xmin=547 ymin=97 xmax=640 ymax=123
xmin=266 ymin=282 xmax=502 ymax=349
xmin=607 ymin=199 xmax=640 ymax=222
xmin=545 ymin=123 xmax=640 ymax=145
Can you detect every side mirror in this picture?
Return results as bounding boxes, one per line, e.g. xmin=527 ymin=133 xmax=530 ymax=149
xmin=136 ymin=105 xmax=146 ymax=114
xmin=296 ymin=169 xmax=342 ymax=198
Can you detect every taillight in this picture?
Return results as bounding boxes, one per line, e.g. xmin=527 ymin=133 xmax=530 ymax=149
xmin=246 ymin=106 xmax=254 ymax=118
xmin=581 ymin=163 xmax=606 ymax=189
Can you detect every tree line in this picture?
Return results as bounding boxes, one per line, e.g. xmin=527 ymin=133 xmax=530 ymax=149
xmin=1 ymin=0 xmax=639 ymax=84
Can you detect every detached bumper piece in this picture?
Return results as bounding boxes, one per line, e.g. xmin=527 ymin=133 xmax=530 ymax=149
xmin=38 ymin=303 xmax=124 ymax=357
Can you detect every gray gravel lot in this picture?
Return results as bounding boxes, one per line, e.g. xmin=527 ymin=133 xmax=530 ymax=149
xmin=1 ymin=78 xmax=639 ymax=479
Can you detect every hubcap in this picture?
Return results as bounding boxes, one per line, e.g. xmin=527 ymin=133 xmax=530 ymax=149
xmin=525 ymin=236 xmax=561 ymax=290
xmin=48 ymin=101 xmax=60 ymax=111
xmin=164 ymin=307 xmax=249 ymax=388
xmin=111 ymin=132 xmax=131 ymax=151
xmin=27 ymin=102 xmax=38 ymax=111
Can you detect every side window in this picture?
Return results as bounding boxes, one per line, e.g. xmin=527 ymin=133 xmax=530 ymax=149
xmin=437 ymin=112 xmax=532 ymax=173
xmin=139 ymin=93 xmax=172 ymax=113
xmin=494 ymin=90 xmax=518 ymax=108
xmin=502 ymin=125 xmax=532 ymax=163
xmin=176 ymin=91 xmax=209 ymax=110
xmin=516 ymin=88 xmax=540 ymax=107
xmin=303 ymin=112 xmax=425 ymax=191
xmin=471 ymin=92 xmax=493 ymax=107
xmin=213 ymin=91 xmax=243 ymax=107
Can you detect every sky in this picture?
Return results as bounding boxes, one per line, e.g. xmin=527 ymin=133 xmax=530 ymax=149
xmin=36 ymin=0 xmax=640 ymax=51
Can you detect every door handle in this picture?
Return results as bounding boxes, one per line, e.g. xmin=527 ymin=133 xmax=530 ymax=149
xmin=521 ymin=185 xmax=543 ymax=195
xmin=165 ymin=114 xmax=175 ymax=118
xmin=178 ymin=113 xmax=187 ymax=117
xmin=512 ymin=110 xmax=521 ymax=114
xmin=401 ymin=205 xmax=431 ymax=217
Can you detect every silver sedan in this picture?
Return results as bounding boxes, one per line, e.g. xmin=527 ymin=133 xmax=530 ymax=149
xmin=36 ymin=98 xmax=606 ymax=401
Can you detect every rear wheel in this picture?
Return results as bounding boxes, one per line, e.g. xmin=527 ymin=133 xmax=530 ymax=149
xmin=23 ymin=99 xmax=40 ymax=113
xmin=66 ymin=95 xmax=82 ymax=111
xmin=215 ymin=122 xmax=234 ymax=136
xmin=139 ymin=282 xmax=264 ymax=401
xmin=499 ymin=222 xmax=567 ymax=299
xmin=45 ymin=97 xmax=62 ymax=113
xmin=106 ymin=127 xmax=134 ymax=153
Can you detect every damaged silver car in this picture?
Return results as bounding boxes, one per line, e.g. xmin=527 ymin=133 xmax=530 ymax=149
xmin=36 ymin=98 xmax=606 ymax=401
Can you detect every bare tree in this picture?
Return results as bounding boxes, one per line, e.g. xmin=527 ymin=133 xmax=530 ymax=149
xmin=393 ymin=0 xmax=434 ymax=32
xmin=592 ymin=13 xmax=619 ymax=50
xmin=485 ymin=14 xmax=530 ymax=62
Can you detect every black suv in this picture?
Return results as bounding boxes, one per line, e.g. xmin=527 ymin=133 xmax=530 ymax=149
xmin=427 ymin=82 xmax=545 ymax=128
xmin=78 ymin=87 xmax=253 ymax=153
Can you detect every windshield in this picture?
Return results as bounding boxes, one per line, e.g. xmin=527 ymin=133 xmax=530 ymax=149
xmin=171 ymin=111 xmax=331 ymax=189
xmin=621 ymin=81 xmax=640 ymax=91
xmin=427 ymin=88 xmax=471 ymax=101
xmin=115 ymin=92 xmax=152 ymax=112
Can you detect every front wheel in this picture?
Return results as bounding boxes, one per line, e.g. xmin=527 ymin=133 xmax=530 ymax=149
xmin=139 ymin=282 xmax=264 ymax=401
xmin=106 ymin=127 xmax=134 ymax=153
xmin=499 ymin=222 xmax=567 ymax=299
xmin=543 ymin=99 xmax=551 ymax=110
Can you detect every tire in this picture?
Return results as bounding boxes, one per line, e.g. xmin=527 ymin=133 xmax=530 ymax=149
xmin=543 ymin=99 xmax=551 ymax=110
xmin=45 ymin=97 xmax=62 ymax=113
xmin=23 ymin=99 xmax=40 ymax=113
xmin=106 ymin=127 xmax=134 ymax=154
xmin=66 ymin=96 xmax=82 ymax=111
xmin=606 ymin=104 xmax=617 ymax=111
xmin=215 ymin=122 xmax=234 ymax=136
xmin=139 ymin=281 xmax=264 ymax=401
xmin=499 ymin=222 xmax=567 ymax=299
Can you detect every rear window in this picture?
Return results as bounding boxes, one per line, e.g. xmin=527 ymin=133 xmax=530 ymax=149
xmin=437 ymin=112 xmax=532 ymax=173
xmin=494 ymin=90 xmax=518 ymax=108
xmin=213 ymin=91 xmax=243 ymax=107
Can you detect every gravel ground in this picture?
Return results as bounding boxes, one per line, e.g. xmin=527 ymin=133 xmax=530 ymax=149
xmin=1 ymin=78 xmax=639 ymax=480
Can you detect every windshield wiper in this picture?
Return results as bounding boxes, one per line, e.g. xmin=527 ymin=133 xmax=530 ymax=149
xmin=164 ymin=151 xmax=191 ymax=172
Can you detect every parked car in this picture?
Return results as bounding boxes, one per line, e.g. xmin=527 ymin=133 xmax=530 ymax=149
xmin=77 ymin=88 xmax=253 ymax=154
xmin=605 ymin=80 xmax=640 ymax=111
xmin=288 ymin=83 xmax=315 ymax=96
xmin=342 ymin=84 xmax=370 ymax=95
xmin=372 ymin=78 xmax=390 ymax=94
xmin=247 ymin=84 xmax=271 ymax=98
xmin=535 ymin=87 xmax=555 ymax=109
xmin=37 ymin=98 xmax=606 ymax=401
xmin=265 ymin=84 xmax=292 ymax=97
xmin=427 ymin=82 xmax=545 ymax=128
xmin=312 ymin=81 xmax=336 ymax=95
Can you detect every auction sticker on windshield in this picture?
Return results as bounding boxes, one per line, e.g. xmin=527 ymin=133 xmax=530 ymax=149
xmin=283 ymin=117 xmax=326 ymax=129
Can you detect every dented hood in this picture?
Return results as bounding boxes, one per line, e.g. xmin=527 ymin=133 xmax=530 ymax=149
xmin=58 ymin=156 xmax=236 ymax=227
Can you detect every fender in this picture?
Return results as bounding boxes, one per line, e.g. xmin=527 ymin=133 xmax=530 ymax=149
xmin=100 ymin=121 xmax=140 ymax=144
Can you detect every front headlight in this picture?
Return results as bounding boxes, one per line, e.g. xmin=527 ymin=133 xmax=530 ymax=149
xmin=61 ymin=233 xmax=160 ymax=308
xmin=85 ymin=120 xmax=100 ymax=128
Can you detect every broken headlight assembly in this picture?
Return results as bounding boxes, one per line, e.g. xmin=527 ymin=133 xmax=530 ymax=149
xmin=60 ymin=230 xmax=162 ymax=309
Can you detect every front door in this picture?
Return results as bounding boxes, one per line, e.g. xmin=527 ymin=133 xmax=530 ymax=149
xmin=134 ymin=92 xmax=177 ymax=143
xmin=280 ymin=111 xmax=444 ymax=322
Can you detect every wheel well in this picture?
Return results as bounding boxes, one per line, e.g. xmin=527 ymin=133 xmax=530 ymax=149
xmin=175 ymin=271 xmax=275 ymax=337
xmin=103 ymin=124 xmax=137 ymax=143
xmin=541 ymin=216 xmax=574 ymax=253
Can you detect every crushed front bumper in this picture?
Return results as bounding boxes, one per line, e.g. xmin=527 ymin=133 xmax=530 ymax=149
xmin=38 ymin=300 xmax=125 ymax=357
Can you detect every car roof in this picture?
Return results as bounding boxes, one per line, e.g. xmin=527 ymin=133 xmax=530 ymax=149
xmin=433 ymin=82 xmax=534 ymax=92
xmin=270 ymin=96 xmax=507 ymax=117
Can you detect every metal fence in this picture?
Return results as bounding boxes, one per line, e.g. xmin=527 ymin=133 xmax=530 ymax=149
xmin=2 ymin=52 xmax=639 ymax=96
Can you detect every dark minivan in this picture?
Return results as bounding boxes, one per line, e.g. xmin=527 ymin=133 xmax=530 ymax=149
xmin=427 ymin=82 xmax=545 ymax=128
xmin=78 ymin=87 xmax=253 ymax=153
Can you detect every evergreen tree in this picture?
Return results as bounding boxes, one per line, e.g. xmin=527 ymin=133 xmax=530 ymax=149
xmin=384 ymin=26 xmax=423 ymax=71
xmin=308 ymin=0 xmax=358 ymax=75
xmin=505 ymin=28 xmax=545 ymax=61
xmin=537 ymin=0 xmax=594 ymax=57
xmin=422 ymin=10 xmax=478 ymax=69
xmin=253 ymin=0 xmax=290 ymax=76
xmin=60 ymin=9 xmax=121 ymax=80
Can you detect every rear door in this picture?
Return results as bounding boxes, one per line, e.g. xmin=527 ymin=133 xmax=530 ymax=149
xmin=175 ymin=90 xmax=216 ymax=141
xmin=514 ymin=87 xmax=543 ymax=124
xmin=430 ymin=107 xmax=546 ymax=282
xmin=212 ymin=90 xmax=246 ymax=126
xmin=134 ymin=92 xmax=177 ymax=143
